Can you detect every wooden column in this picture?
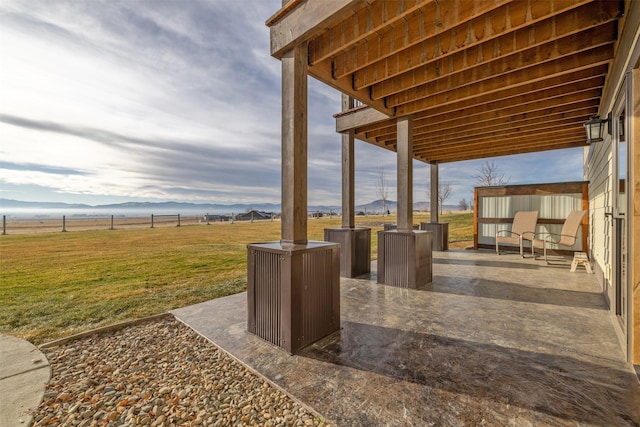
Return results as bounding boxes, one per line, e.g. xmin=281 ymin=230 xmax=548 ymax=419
xmin=281 ymin=42 xmax=308 ymax=244
xmin=325 ymin=93 xmax=370 ymax=278
xmin=430 ymin=163 xmax=439 ymax=223
xmin=632 ymin=68 xmax=640 ymax=364
xmin=397 ymin=116 xmax=413 ymax=231
xmin=341 ymin=94 xmax=355 ymax=229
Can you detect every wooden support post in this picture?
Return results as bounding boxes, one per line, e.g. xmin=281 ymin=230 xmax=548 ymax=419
xmin=430 ymin=163 xmax=439 ymax=223
xmin=341 ymin=93 xmax=355 ymax=229
xmin=281 ymin=42 xmax=308 ymax=244
xmin=397 ymin=116 xmax=413 ymax=232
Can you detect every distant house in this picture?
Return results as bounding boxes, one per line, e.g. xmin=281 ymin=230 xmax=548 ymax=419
xmin=235 ymin=210 xmax=273 ymax=221
xmin=202 ymin=214 xmax=232 ymax=222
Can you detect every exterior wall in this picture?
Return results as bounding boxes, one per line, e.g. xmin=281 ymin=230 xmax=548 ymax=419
xmin=586 ymin=69 xmax=639 ymax=364
xmin=632 ymin=69 xmax=640 ymax=364
xmin=585 ymin=134 xmax=614 ymax=304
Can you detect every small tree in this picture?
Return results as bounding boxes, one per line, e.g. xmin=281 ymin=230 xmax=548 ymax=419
xmin=438 ymin=183 xmax=452 ymax=214
xmin=458 ymin=198 xmax=469 ymax=211
xmin=427 ymin=182 xmax=453 ymax=215
xmin=375 ymin=168 xmax=389 ymax=215
xmin=474 ymin=160 xmax=510 ymax=186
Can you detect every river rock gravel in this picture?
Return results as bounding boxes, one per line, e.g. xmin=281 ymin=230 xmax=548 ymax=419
xmin=33 ymin=316 xmax=331 ymax=426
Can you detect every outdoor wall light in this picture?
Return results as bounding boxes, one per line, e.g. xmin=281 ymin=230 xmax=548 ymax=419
xmin=583 ymin=115 xmax=606 ymax=144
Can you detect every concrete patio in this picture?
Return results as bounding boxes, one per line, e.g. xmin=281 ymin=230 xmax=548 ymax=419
xmin=173 ymin=250 xmax=640 ymax=426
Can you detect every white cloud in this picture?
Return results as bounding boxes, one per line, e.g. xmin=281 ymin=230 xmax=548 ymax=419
xmin=0 ymin=0 xmax=585 ymax=208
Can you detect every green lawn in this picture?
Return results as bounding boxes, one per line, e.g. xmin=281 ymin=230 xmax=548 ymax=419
xmin=0 ymin=212 xmax=473 ymax=344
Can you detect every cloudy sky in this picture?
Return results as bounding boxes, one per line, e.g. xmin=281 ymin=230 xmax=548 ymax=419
xmin=0 ymin=0 xmax=586 ymax=208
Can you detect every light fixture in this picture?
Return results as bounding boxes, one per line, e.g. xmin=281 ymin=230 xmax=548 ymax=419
xmin=583 ymin=115 xmax=605 ymax=144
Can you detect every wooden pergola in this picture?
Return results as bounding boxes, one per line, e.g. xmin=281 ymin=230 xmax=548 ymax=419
xmin=268 ymin=0 xmax=621 ymax=163
xmin=251 ymin=0 xmax=639 ymax=357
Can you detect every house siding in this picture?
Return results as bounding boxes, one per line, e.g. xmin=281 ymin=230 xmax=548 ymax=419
xmin=586 ymin=137 xmax=614 ymax=306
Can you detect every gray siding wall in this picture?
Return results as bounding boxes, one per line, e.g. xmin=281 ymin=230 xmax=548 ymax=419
xmin=585 ymin=135 xmax=613 ymax=301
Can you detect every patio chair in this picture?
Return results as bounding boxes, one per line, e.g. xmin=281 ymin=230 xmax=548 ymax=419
xmin=495 ymin=211 xmax=538 ymax=257
xmin=531 ymin=210 xmax=586 ymax=263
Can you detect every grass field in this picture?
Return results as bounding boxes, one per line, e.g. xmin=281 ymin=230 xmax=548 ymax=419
xmin=0 ymin=212 xmax=473 ymax=344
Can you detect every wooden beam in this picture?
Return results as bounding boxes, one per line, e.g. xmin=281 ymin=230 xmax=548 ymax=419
xmin=411 ymin=128 xmax=584 ymax=152
xmin=418 ymin=139 xmax=584 ymax=163
xmin=410 ymin=126 xmax=584 ymax=151
xmin=409 ymin=113 xmax=594 ymax=147
xmin=415 ymin=130 xmax=584 ymax=155
xmin=356 ymin=71 xmax=605 ymax=137
xmin=335 ymin=106 xmax=390 ymax=132
xmin=394 ymin=48 xmax=612 ymax=115
xmin=354 ymin=1 xmax=620 ymax=91
xmin=309 ymin=0 xmax=433 ymax=66
xmin=308 ymin=60 xmax=392 ymax=115
xmin=332 ymin=0 xmax=591 ymax=80
xmin=390 ymin=44 xmax=613 ymax=112
xmin=373 ymin=23 xmax=616 ymax=100
xmin=353 ymin=69 xmax=605 ymax=140
xmin=269 ymin=0 xmax=360 ymax=58
xmin=331 ymin=0 xmax=511 ymax=78
xmin=364 ymin=101 xmax=597 ymax=141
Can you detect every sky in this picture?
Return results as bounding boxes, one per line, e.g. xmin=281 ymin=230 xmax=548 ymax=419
xmin=0 ymin=0 xmax=587 ymax=208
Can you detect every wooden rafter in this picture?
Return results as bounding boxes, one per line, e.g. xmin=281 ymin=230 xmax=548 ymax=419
xmin=353 ymin=1 xmax=619 ymax=91
xmin=357 ymin=68 xmax=608 ymax=133
xmin=269 ymin=0 xmax=624 ymax=164
xmin=392 ymin=45 xmax=613 ymax=114
xmin=373 ymin=22 xmax=616 ymax=101
xmin=364 ymin=100 xmax=598 ymax=140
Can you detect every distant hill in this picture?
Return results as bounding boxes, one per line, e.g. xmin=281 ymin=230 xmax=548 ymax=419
xmin=0 ymin=198 xmax=283 ymax=217
xmin=354 ymin=199 xmax=456 ymax=213
xmin=0 ymin=198 xmax=458 ymax=218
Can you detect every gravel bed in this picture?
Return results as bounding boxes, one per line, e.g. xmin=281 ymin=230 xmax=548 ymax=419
xmin=33 ymin=317 xmax=331 ymax=426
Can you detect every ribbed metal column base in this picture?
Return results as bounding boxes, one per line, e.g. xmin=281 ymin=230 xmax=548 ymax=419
xmin=377 ymin=230 xmax=433 ymax=289
xmin=324 ymin=227 xmax=371 ymax=278
xmin=247 ymin=241 xmax=340 ymax=354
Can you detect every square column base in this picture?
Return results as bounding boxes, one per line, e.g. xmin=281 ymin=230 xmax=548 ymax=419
xmin=324 ymin=228 xmax=371 ymax=277
xmin=247 ymin=241 xmax=340 ymax=354
xmin=420 ymin=222 xmax=449 ymax=251
xmin=377 ymin=230 xmax=433 ymax=288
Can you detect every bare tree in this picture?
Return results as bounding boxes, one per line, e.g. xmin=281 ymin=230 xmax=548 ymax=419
xmin=375 ymin=168 xmax=389 ymax=215
xmin=438 ymin=183 xmax=452 ymax=214
xmin=473 ymin=160 xmax=510 ymax=186
xmin=427 ymin=182 xmax=453 ymax=215
xmin=458 ymin=198 xmax=469 ymax=211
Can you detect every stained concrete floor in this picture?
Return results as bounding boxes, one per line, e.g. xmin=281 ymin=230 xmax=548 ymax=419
xmin=172 ymin=250 xmax=640 ymax=426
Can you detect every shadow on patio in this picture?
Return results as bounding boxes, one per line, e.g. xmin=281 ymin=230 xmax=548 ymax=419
xmin=172 ymin=250 xmax=640 ymax=426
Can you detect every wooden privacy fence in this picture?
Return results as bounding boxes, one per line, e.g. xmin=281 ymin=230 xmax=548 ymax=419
xmin=474 ymin=181 xmax=589 ymax=253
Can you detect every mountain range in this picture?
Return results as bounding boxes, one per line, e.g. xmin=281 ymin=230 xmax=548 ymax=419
xmin=0 ymin=198 xmax=456 ymax=217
